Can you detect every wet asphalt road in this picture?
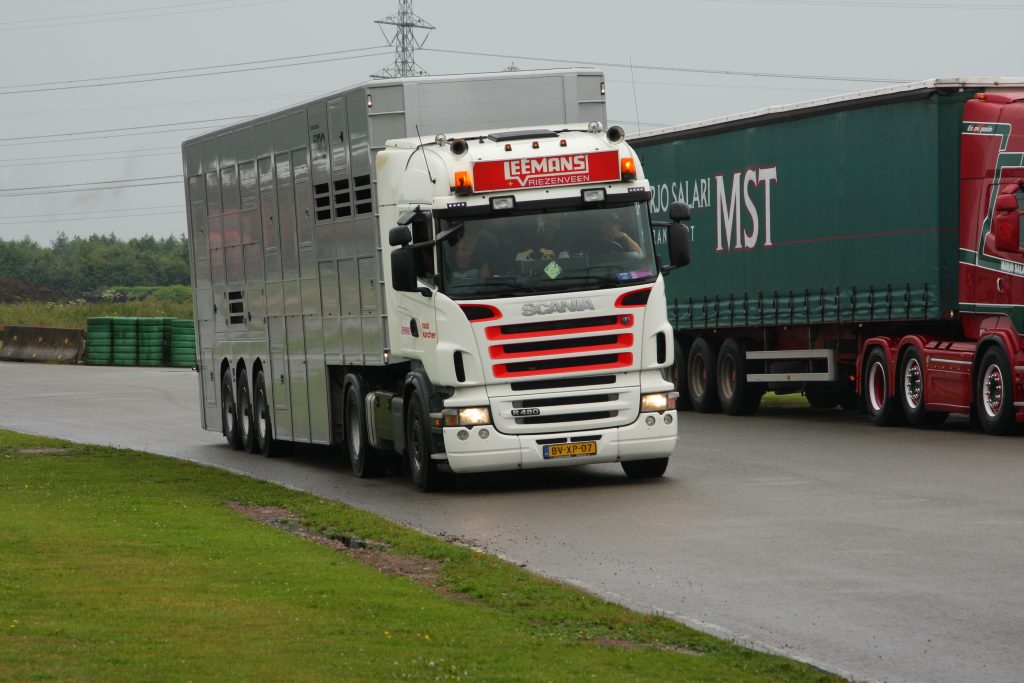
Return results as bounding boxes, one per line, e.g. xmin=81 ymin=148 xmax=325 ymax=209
xmin=2 ymin=362 xmax=1023 ymax=683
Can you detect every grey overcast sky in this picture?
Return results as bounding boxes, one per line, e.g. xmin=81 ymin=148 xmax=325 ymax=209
xmin=0 ymin=0 xmax=1020 ymax=245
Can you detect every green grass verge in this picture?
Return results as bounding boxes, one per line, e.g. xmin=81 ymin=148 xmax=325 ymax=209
xmin=759 ymin=392 xmax=812 ymax=409
xmin=0 ymin=301 xmax=193 ymax=330
xmin=0 ymin=430 xmax=844 ymax=682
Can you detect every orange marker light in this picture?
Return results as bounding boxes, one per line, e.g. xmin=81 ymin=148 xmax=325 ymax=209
xmin=621 ymin=156 xmax=636 ymax=180
xmin=454 ymin=170 xmax=473 ymax=194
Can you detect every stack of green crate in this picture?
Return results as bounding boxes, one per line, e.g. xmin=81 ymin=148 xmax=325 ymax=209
xmin=85 ymin=317 xmax=113 ymax=365
xmin=137 ymin=317 xmax=167 ymax=367
xmin=169 ymin=319 xmax=196 ymax=368
xmin=111 ymin=317 xmax=139 ymax=366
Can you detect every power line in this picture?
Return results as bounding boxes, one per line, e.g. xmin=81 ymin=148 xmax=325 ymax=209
xmin=0 ymin=116 xmax=251 ymax=143
xmin=0 ymin=92 xmax=315 ymax=119
xmin=0 ymin=151 xmax=178 ymax=169
xmin=695 ymin=0 xmax=1024 ymax=8
xmin=0 ymin=210 xmax=184 ymax=226
xmin=0 ymin=50 xmax=394 ymax=96
xmin=0 ymin=45 xmax=388 ymax=91
xmin=1 ymin=0 xmax=251 ymax=26
xmin=1 ymin=175 xmax=181 ymax=193
xmin=0 ymin=205 xmax=182 ymax=220
xmin=0 ymin=147 xmax=178 ymax=163
xmin=0 ymin=125 xmax=223 ymax=148
xmin=607 ymin=78 xmax=850 ymax=94
xmin=422 ymin=48 xmax=909 ymax=84
xmin=0 ymin=181 xmax=182 ymax=199
xmin=0 ymin=0 xmax=289 ymax=32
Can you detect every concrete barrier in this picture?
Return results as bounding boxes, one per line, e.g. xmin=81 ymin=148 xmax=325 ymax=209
xmin=0 ymin=326 xmax=85 ymax=363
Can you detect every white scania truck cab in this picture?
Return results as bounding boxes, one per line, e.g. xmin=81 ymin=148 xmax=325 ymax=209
xmin=378 ymin=123 xmax=689 ymax=489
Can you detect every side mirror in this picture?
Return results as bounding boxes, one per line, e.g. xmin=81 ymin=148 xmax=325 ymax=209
xmin=996 ymin=194 xmax=1018 ymax=212
xmin=391 ymin=248 xmax=418 ymax=292
xmin=669 ymin=201 xmax=691 ymax=222
xmin=389 ymin=226 xmax=412 ymax=247
xmin=667 ymin=222 xmax=691 ymax=268
xmin=994 ymin=215 xmax=1020 ymax=252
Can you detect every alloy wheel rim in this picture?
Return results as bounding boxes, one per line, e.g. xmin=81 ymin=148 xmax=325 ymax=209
xmin=983 ymin=365 xmax=1004 ymax=418
xmin=903 ymin=358 xmax=922 ymax=409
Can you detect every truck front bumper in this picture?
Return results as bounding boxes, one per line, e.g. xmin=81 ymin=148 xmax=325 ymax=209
xmin=439 ymin=411 xmax=678 ymax=474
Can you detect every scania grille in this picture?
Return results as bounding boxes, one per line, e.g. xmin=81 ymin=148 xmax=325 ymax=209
xmin=490 ymin=334 xmax=632 ymax=360
xmin=485 ymin=313 xmax=636 ymax=380
xmin=486 ymin=314 xmax=634 ymax=341
xmin=493 ymin=352 xmax=632 ymax=379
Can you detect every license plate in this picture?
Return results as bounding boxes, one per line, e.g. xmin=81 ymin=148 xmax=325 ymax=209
xmin=543 ymin=441 xmax=597 ymax=459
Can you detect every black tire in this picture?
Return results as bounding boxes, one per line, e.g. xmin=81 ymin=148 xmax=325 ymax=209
xmin=671 ymin=338 xmax=693 ymax=411
xmin=976 ymin=346 xmax=1016 ymax=435
xmin=344 ymin=375 xmax=381 ymax=478
xmin=237 ymin=369 xmax=256 ymax=453
xmin=898 ymin=347 xmax=948 ymax=427
xmin=687 ymin=337 xmax=721 ymax=413
xmin=621 ymin=457 xmax=669 ymax=479
xmin=406 ymin=391 xmax=443 ymax=492
xmin=252 ymin=370 xmax=276 ymax=456
xmin=863 ymin=348 xmax=904 ymax=426
xmin=716 ymin=338 xmax=763 ymax=415
xmin=221 ymin=369 xmax=242 ymax=449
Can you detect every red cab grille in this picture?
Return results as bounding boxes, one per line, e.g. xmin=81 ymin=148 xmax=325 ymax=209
xmin=486 ymin=314 xmax=633 ymax=341
xmin=493 ymin=352 xmax=633 ymax=378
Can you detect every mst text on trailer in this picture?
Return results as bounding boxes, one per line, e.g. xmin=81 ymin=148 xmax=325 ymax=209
xmin=182 ymin=69 xmax=688 ymax=490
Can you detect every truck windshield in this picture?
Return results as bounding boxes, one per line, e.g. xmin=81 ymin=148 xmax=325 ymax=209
xmin=437 ymin=203 xmax=657 ymax=300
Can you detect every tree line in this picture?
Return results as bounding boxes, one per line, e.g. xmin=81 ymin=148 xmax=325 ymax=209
xmin=0 ymin=233 xmax=190 ymax=297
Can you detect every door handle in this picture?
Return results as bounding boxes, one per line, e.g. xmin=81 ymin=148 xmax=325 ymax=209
xmin=410 ymin=319 xmax=419 ymax=338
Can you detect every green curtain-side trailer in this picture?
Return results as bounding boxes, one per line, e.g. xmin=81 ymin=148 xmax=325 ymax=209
xmin=631 ymin=78 xmax=1024 ymax=435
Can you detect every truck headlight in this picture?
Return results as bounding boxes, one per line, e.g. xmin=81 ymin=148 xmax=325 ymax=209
xmin=641 ymin=392 xmax=677 ymax=412
xmin=442 ymin=407 xmax=492 ymax=427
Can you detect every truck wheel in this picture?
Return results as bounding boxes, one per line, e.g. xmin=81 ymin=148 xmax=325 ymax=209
xmin=864 ymin=348 xmax=903 ymax=426
xmin=687 ymin=337 xmax=721 ymax=413
xmin=717 ymin=338 xmax=763 ymax=415
xmin=221 ymin=369 xmax=242 ymax=449
xmin=253 ymin=370 xmax=277 ymax=457
xmin=671 ymin=338 xmax=693 ymax=411
xmin=976 ymin=347 xmax=1016 ymax=435
xmin=344 ymin=375 xmax=381 ymax=478
xmin=406 ymin=392 xmax=444 ymax=492
xmin=621 ymin=457 xmax=669 ymax=479
xmin=899 ymin=348 xmax=948 ymax=426
xmin=237 ymin=368 xmax=256 ymax=453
